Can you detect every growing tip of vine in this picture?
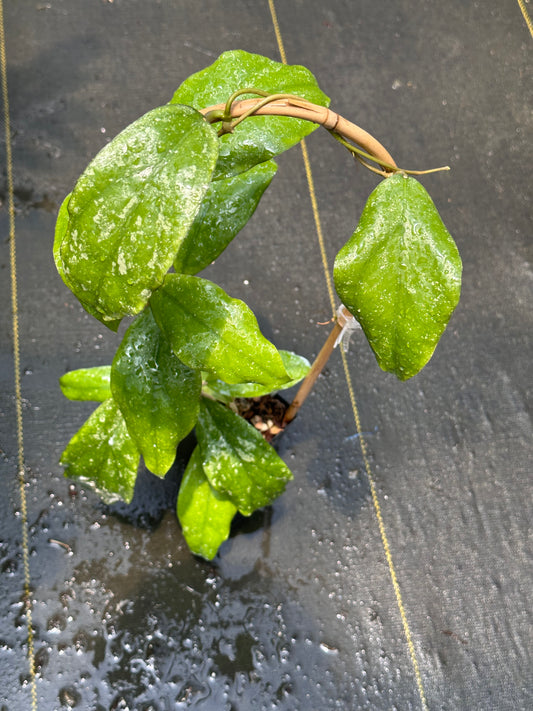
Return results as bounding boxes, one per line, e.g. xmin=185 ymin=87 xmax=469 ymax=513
xmin=400 ymin=164 xmax=451 ymax=176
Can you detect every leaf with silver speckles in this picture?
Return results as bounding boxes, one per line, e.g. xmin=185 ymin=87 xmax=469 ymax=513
xmin=60 ymin=399 xmax=140 ymax=504
xmin=334 ymin=174 xmax=462 ymax=380
xmin=171 ymin=50 xmax=329 ymax=179
xmin=177 ymin=446 xmax=238 ymax=560
xmin=151 ymin=274 xmax=291 ymax=388
xmin=57 ymin=105 xmax=219 ymax=327
xmin=174 ymin=160 xmax=277 ymax=275
xmin=111 ymin=309 xmax=201 ymax=477
xmin=196 ymin=398 xmax=293 ymax=516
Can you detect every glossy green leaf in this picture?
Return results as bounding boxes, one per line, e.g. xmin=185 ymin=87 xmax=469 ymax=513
xmin=177 ymin=446 xmax=238 ymax=560
xmin=150 ymin=274 xmax=291 ymax=387
xmin=60 ymin=366 xmax=112 ymax=402
xmin=174 ymin=160 xmax=277 ymax=275
xmin=170 ymin=50 xmax=329 ymax=178
xmin=60 ymin=399 xmax=140 ymax=504
xmin=196 ymin=398 xmax=293 ymax=516
xmin=202 ymin=350 xmax=310 ymax=403
xmin=58 ymin=105 xmax=219 ymax=326
xmin=334 ymin=174 xmax=462 ymax=380
xmin=110 ymin=309 xmax=201 ymax=477
xmin=53 ymin=193 xmax=72 ymax=285
xmin=55 ymin=195 xmax=124 ymax=329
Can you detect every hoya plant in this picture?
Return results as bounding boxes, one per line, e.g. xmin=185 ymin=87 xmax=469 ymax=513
xmin=54 ymin=51 xmax=461 ymax=560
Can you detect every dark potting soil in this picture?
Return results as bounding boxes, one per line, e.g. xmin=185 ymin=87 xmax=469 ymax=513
xmin=233 ymin=394 xmax=289 ymax=442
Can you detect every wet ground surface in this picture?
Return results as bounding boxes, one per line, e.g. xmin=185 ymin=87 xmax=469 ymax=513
xmin=1 ymin=1 xmax=532 ymax=709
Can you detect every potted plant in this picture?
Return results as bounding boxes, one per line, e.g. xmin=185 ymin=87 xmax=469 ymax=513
xmin=54 ymin=50 xmax=461 ymax=560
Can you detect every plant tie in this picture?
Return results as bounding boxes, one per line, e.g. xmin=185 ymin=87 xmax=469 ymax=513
xmin=334 ymin=304 xmax=361 ymax=352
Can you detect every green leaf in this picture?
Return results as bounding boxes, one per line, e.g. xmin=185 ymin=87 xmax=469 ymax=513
xmin=58 ymin=105 xmax=219 ymax=326
xmin=60 ymin=366 xmax=112 ymax=402
xmin=202 ymin=350 xmax=310 ymax=403
xmin=196 ymin=398 xmax=293 ymax=516
xmin=60 ymin=399 xmax=140 ymax=504
xmin=110 ymin=309 xmax=201 ymax=477
xmin=170 ymin=50 xmax=329 ymax=178
xmin=54 ymin=193 xmax=72 ymax=285
xmin=174 ymin=160 xmax=277 ymax=275
xmin=333 ymin=174 xmax=462 ymax=380
xmin=56 ymin=195 xmax=124 ymax=329
xmin=177 ymin=446 xmax=238 ymax=560
xmin=150 ymin=274 xmax=291 ymax=387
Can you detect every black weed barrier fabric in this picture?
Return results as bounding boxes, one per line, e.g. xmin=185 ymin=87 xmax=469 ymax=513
xmin=1 ymin=1 xmax=531 ymax=709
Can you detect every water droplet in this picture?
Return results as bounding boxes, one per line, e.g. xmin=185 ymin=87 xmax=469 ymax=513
xmin=58 ymin=686 xmax=82 ymax=707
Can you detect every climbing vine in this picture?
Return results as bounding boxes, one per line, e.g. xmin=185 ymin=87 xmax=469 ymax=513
xmin=55 ymin=50 xmax=461 ymax=559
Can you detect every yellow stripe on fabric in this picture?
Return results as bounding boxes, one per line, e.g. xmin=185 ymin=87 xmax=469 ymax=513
xmin=267 ymin=1 xmax=429 ymax=709
xmin=299 ymin=138 xmax=337 ymax=318
xmin=340 ymin=349 xmax=429 ymax=711
xmin=516 ymin=0 xmax=533 ymax=37
xmin=267 ymin=0 xmax=287 ymax=64
xmin=0 ymin=2 xmax=38 ymax=707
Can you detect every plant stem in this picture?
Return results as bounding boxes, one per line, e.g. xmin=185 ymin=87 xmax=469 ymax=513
xmin=329 ymin=131 xmax=450 ymax=176
xmin=203 ymin=94 xmax=451 ymax=176
xmin=200 ymin=97 xmax=398 ymax=171
xmin=283 ymin=306 xmax=354 ymax=426
xmin=223 ymin=87 xmax=271 ymax=117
